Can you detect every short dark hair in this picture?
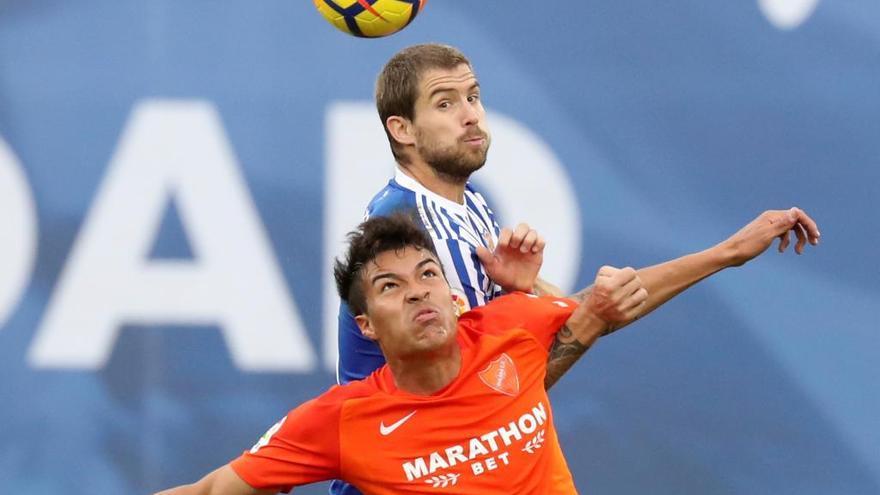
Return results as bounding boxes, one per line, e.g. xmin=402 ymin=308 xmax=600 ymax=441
xmin=375 ymin=43 xmax=471 ymax=163
xmin=334 ymin=212 xmax=439 ymax=316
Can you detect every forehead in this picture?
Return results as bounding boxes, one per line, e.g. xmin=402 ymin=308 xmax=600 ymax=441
xmin=417 ymin=64 xmax=478 ymax=99
xmin=364 ymin=246 xmax=438 ymax=277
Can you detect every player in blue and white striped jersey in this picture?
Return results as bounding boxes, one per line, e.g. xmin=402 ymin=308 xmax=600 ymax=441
xmin=332 ymin=43 xmax=554 ymax=495
xmin=334 ymin=43 xmax=554 ymax=385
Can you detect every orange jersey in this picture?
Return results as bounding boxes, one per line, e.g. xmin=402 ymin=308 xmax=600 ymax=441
xmin=231 ymin=292 xmax=580 ymax=494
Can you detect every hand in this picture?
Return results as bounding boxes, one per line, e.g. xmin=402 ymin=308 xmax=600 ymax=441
xmin=720 ymin=207 xmax=820 ymax=267
xmin=580 ymin=266 xmax=648 ymax=331
xmin=476 ymin=223 xmax=545 ymax=293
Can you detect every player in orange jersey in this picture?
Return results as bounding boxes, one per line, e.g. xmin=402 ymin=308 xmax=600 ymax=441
xmin=156 ymin=207 xmax=819 ymax=495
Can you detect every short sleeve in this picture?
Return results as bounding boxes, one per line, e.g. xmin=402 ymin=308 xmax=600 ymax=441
xmin=230 ymin=394 xmax=342 ymax=492
xmin=458 ymin=292 xmax=578 ymax=350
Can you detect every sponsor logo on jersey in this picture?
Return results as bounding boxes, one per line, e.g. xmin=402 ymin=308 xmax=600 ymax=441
xmin=401 ymin=401 xmax=548 ymax=482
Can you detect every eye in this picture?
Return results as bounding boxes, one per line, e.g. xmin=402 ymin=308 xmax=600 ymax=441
xmin=437 ymin=100 xmax=451 ymax=109
xmin=422 ymin=268 xmax=438 ymax=279
xmin=380 ymin=281 xmax=398 ymax=292
xmin=467 ymin=94 xmax=480 ymax=103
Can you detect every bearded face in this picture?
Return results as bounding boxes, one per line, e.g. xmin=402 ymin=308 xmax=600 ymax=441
xmin=415 ymin=125 xmax=491 ymax=181
xmin=404 ymin=64 xmax=492 ymax=183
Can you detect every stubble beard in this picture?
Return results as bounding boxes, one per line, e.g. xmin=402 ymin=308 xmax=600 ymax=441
xmin=416 ymin=130 xmax=491 ymax=183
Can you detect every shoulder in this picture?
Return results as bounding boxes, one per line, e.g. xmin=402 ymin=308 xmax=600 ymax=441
xmin=366 ymin=180 xmax=419 ymax=218
xmin=318 ymin=377 xmax=381 ymax=406
xmin=458 ymin=292 xmax=577 ymax=336
xmin=467 ymin=292 xmax=576 ymax=316
xmin=276 ymin=380 xmax=379 ymax=436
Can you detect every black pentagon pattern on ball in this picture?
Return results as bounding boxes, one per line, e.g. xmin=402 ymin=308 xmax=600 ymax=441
xmin=323 ymin=0 xmax=422 ymax=38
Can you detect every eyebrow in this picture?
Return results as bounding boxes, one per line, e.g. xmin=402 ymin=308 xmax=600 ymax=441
xmin=427 ymin=81 xmax=480 ymax=100
xmin=415 ymin=258 xmax=441 ymax=271
xmin=369 ymin=258 xmax=441 ymax=286
xmin=370 ymin=272 xmax=400 ymax=286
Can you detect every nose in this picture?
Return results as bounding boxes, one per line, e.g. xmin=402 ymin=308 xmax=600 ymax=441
xmin=406 ymin=287 xmax=431 ymax=304
xmin=460 ymin=98 xmax=479 ymax=126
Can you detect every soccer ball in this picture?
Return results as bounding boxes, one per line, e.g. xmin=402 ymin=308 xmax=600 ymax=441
xmin=314 ymin=0 xmax=427 ymax=38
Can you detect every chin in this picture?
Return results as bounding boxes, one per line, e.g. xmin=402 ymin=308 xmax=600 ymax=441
xmin=414 ymin=324 xmax=451 ymax=346
xmin=422 ymin=325 xmax=447 ymax=340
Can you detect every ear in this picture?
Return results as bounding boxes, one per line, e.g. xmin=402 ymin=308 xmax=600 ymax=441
xmin=386 ymin=116 xmax=416 ymax=147
xmin=355 ymin=314 xmax=377 ymax=341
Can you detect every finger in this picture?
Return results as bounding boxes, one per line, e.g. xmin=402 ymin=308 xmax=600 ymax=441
xmin=766 ymin=208 xmax=798 ymax=235
xmin=594 ymin=265 xmax=617 ymax=282
xmin=621 ymin=287 xmax=649 ymax=312
xmin=777 ymin=230 xmax=790 ymax=253
xmin=520 ymin=230 xmax=538 ymax=253
xmin=497 ymin=228 xmax=512 ymax=249
xmin=615 ymin=275 xmax=642 ymax=301
xmin=623 ymin=299 xmax=648 ymax=321
xmin=790 ymin=207 xmax=820 ymax=245
xmin=596 ymin=265 xmax=616 ymax=277
xmin=475 ymin=245 xmax=494 ymax=268
xmin=612 ymin=266 xmax=638 ymax=286
xmin=532 ymin=235 xmax=546 ymax=254
xmin=793 ymin=222 xmax=808 ymax=255
xmin=509 ymin=223 xmax=530 ymax=249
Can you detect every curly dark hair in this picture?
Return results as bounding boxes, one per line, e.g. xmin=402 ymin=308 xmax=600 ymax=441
xmin=334 ymin=212 xmax=439 ymax=316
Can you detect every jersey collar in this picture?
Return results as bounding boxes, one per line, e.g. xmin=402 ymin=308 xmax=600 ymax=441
xmin=394 ymin=167 xmax=469 ymax=214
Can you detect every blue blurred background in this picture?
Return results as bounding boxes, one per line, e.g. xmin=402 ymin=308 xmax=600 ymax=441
xmin=0 ymin=0 xmax=877 ymax=493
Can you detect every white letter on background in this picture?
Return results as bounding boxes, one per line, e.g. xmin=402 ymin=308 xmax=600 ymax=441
xmin=0 ymin=136 xmax=37 ymax=332
xmin=29 ymin=100 xmax=316 ymax=371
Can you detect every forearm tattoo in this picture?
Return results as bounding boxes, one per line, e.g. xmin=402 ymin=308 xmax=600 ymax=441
xmin=601 ymin=320 xmax=628 ymax=337
xmin=544 ymin=324 xmax=592 ymax=390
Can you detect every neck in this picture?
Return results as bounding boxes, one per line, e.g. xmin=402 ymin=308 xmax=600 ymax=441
xmin=385 ymin=342 xmax=462 ymax=396
xmin=399 ymin=162 xmax=467 ymax=204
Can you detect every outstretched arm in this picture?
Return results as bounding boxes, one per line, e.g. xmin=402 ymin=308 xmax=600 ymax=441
xmin=604 ymin=207 xmax=820 ymax=335
xmin=155 ymin=465 xmax=274 ymax=495
xmin=544 ymin=207 xmax=820 ymax=388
